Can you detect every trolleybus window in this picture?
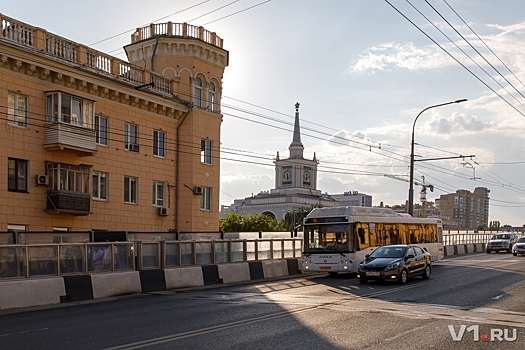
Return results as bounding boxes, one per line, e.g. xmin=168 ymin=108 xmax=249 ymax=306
xmin=304 ymin=224 xmax=353 ymax=252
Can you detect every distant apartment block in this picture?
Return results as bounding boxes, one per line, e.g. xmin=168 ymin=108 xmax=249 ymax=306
xmin=437 ymin=187 xmax=490 ymax=230
xmin=0 ymin=14 xmax=228 ymax=233
xmin=329 ymin=191 xmax=372 ymax=207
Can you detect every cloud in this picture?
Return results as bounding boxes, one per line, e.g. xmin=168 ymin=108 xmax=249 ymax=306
xmin=426 ymin=113 xmax=493 ymax=135
xmin=349 ymin=42 xmax=452 ymax=73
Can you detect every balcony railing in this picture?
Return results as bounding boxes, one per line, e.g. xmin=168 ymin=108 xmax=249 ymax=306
xmin=46 ymin=190 xmax=91 ymax=214
xmin=131 ymin=22 xmax=223 ymax=48
xmin=0 ymin=13 xmax=175 ymax=97
xmin=43 ymin=122 xmax=97 ymax=156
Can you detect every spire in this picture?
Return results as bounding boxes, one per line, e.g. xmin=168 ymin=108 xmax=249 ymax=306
xmin=289 ymin=102 xmax=304 ymax=158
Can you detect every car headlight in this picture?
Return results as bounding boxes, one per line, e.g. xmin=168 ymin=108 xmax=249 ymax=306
xmin=386 ymin=262 xmax=400 ymax=270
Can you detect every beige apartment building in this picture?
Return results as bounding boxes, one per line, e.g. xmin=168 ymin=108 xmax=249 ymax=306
xmin=437 ymin=187 xmax=490 ymax=230
xmin=0 ymin=14 xmax=228 ymax=234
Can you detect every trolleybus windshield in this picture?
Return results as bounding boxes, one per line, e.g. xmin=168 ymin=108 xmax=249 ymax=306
xmin=304 ymin=223 xmax=354 ymax=253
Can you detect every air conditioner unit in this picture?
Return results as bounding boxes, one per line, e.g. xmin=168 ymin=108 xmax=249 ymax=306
xmin=158 ymin=207 xmax=169 ymax=216
xmin=128 ymin=143 xmax=140 ymax=152
xmin=193 ymin=186 xmax=203 ymax=195
xmin=35 ymin=174 xmax=49 ymax=186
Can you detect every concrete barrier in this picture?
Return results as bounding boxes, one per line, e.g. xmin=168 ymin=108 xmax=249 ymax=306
xmin=0 ymin=278 xmax=65 ymax=310
xmin=91 ymin=271 xmax=141 ymax=299
xmin=0 ymin=258 xmax=303 ymax=311
xmin=262 ymin=260 xmax=289 ymax=278
xmin=218 ymin=263 xmax=251 ymax=284
xmin=164 ymin=266 xmax=204 ymax=289
xmin=466 ymin=244 xmax=475 ymax=253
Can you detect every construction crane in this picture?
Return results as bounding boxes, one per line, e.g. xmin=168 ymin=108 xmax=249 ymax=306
xmin=384 ymin=175 xmax=434 ymax=216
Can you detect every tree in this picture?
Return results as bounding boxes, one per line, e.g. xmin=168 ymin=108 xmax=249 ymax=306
xmin=219 ymin=213 xmax=286 ymax=232
xmin=489 ymin=220 xmax=500 ymax=232
xmin=282 ymin=205 xmax=318 ymax=232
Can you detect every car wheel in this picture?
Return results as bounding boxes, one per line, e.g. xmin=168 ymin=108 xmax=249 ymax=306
xmin=513 ymin=253 xmax=517 ymax=256
xmin=486 ymin=249 xmax=491 ymax=254
xmin=422 ymin=264 xmax=431 ymax=279
xmin=328 ymin=272 xmax=338 ymax=276
xmin=398 ymin=269 xmax=408 ymax=284
xmin=359 ymin=279 xmax=368 ymax=284
xmin=507 ymin=245 xmax=512 ymax=253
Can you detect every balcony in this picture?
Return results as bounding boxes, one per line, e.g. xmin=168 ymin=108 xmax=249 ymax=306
xmin=45 ymin=190 xmax=91 ymax=215
xmin=43 ymin=122 xmax=97 ymax=156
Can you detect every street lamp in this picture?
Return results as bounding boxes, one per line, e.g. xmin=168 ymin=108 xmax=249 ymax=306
xmin=408 ymin=99 xmax=467 ymax=216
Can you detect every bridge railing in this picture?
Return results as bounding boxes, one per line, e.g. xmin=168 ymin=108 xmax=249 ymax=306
xmin=443 ymin=232 xmax=523 ymax=245
xmin=0 ymin=238 xmax=303 ymax=279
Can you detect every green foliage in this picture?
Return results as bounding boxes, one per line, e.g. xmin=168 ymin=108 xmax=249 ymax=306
xmin=220 ymin=205 xmax=320 ymax=233
xmin=219 ymin=212 xmax=286 ymax=232
xmin=489 ymin=220 xmax=501 ymax=232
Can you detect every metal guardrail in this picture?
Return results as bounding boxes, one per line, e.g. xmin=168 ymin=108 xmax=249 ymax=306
xmin=0 ymin=239 xmax=303 ymax=279
xmin=443 ymin=233 xmax=524 ymax=245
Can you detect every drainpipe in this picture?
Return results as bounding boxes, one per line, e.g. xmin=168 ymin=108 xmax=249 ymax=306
xmin=175 ymin=102 xmax=192 ymax=234
xmin=150 ymin=36 xmax=159 ymax=70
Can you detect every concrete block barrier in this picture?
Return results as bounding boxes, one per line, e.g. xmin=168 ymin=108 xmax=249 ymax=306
xmin=139 ymin=270 xmax=166 ymax=293
xmin=248 ymin=261 xmax=264 ymax=280
xmin=456 ymin=245 xmax=466 ymax=255
xmin=466 ymin=244 xmax=475 ymax=253
xmin=262 ymin=260 xmax=289 ymax=278
xmin=0 ymin=278 xmax=65 ymax=310
xmin=445 ymin=245 xmax=455 ymax=256
xmin=91 ymin=271 xmax=141 ymax=299
xmin=218 ymin=263 xmax=250 ymax=284
xmin=164 ymin=266 xmax=204 ymax=289
xmin=0 ymin=258 xmax=303 ymax=311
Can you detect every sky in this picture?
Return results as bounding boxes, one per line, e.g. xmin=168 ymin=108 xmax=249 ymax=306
xmin=3 ymin=1 xmax=525 ymax=226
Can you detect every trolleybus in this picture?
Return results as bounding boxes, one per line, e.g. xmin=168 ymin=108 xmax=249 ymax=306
xmin=302 ymin=206 xmax=444 ymax=274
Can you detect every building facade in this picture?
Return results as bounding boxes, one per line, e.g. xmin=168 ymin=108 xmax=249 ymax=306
xmin=329 ymin=191 xmax=372 ymax=207
xmin=220 ymin=103 xmax=338 ymax=220
xmin=0 ymin=14 xmax=228 ymax=234
xmin=438 ymin=187 xmax=490 ymax=230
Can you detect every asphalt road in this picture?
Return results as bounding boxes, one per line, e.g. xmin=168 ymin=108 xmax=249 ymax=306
xmin=1 ymin=252 xmax=524 ymax=349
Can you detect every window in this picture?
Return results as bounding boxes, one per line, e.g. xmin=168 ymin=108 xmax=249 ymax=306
xmin=200 ymin=187 xmax=212 ymax=211
xmin=201 ymin=139 xmax=212 ymax=164
xmin=95 ymin=115 xmax=108 ymax=146
xmin=8 ymin=158 xmax=28 ymax=192
xmin=8 ymin=92 xmax=28 ymax=127
xmin=195 ymin=77 xmax=203 ymax=108
xmin=124 ymin=123 xmax=138 ymax=150
xmin=153 ymin=130 xmax=165 ymax=157
xmin=152 ymin=181 xmax=165 ymax=207
xmin=208 ymin=82 xmax=216 ymax=112
xmin=46 ymin=92 xmax=94 ymax=128
xmin=46 ymin=163 xmax=90 ymax=193
xmin=92 ymin=171 xmax=108 ymax=200
xmin=124 ymin=176 xmax=137 ymax=204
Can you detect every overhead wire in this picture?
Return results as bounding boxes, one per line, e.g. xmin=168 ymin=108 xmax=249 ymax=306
xmin=384 ymin=0 xmax=525 ymax=118
xmin=442 ymin=0 xmax=525 ymax=91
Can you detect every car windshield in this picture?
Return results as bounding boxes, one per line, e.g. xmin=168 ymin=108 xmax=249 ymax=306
xmin=370 ymin=246 xmax=407 ymax=258
xmin=492 ymin=234 xmax=510 ymax=240
xmin=517 ymin=237 xmax=525 ymax=243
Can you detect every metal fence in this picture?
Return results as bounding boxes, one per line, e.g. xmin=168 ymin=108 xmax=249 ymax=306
xmin=0 ymin=238 xmax=303 ymax=279
xmin=443 ymin=232 xmax=523 ymax=245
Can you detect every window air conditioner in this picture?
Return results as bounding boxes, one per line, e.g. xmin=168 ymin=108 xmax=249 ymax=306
xmin=158 ymin=207 xmax=169 ymax=216
xmin=35 ymin=174 xmax=49 ymax=186
xmin=193 ymin=186 xmax=203 ymax=195
xmin=129 ymin=143 xmax=140 ymax=152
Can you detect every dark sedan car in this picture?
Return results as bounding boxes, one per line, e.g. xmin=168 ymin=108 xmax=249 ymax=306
xmin=357 ymin=244 xmax=431 ymax=284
